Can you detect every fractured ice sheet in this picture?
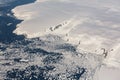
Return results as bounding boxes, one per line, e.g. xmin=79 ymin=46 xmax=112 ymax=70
xmin=0 ymin=35 xmax=104 ymax=80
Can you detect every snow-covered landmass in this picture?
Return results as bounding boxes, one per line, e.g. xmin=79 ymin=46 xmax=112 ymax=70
xmin=12 ymin=0 xmax=120 ymax=68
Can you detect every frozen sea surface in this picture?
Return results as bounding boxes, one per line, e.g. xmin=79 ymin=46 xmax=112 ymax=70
xmin=0 ymin=35 xmax=104 ymax=80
